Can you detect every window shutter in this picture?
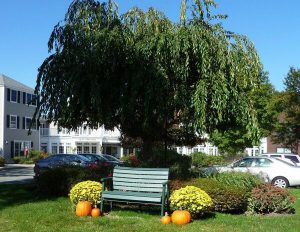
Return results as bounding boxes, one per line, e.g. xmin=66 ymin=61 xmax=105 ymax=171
xmin=17 ymin=91 xmax=21 ymax=103
xmin=7 ymin=115 xmax=10 ymax=128
xmin=31 ymin=142 xmax=34 ymax=149
xmin=22 ymin=117 xmax=25 ymax=129
xmin=7 ymin=88 xmax=10 ymax=101
xmin=23 ymin=92 xmax=26 ymax=104
xmin=17 ymin=116 xmax=20 ymax=129
xmin=11 ymin=141 xmax=14 ymax=158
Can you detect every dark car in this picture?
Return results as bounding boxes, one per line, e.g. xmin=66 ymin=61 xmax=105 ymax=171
xmin=78 ymin=153 xmax=123 ymax=167
xmin=101 ymin=154 xmax=124 ymax=166
xmin=34 ymin=154 xmax=93 ymax=176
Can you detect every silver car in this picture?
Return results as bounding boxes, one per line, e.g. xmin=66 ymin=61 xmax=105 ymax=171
xmin=213 ymin=157 xmax=300 ymax=188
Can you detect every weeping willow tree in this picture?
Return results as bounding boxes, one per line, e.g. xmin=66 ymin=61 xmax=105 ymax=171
xmin=34 ymin=0 xmax=262 ymax=159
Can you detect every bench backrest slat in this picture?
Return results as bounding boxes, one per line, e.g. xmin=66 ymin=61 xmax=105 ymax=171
xmin=113 ymin=167 xmax=169 ymax=193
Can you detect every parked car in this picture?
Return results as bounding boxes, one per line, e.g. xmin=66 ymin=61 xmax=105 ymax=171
xmin=101 ymin=154 xmax=124 ymax=166
xmin=260 ymin=153 xmax=300 ymax=166
xmin=205 ymin=156 xmax=300 ymax=188
xmin=77 ymin=153 xmax=113 ymax=168
xmin=34 ymin=154 xmax=93 ymax=176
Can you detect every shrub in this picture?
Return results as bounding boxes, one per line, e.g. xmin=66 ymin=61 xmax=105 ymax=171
xmin=35 ymin=166 xmax=111 ymax=196
xmin=211 ymin=171 xmax=262 ymax=192
xmin=247 ymin=183 xmax=295 ymax=215
xmin=170 ymin=178 xmax=248 ymax=214
xmin=170 ymin=186 xmax=212 ymax=217
xmin=189 ymin=178 xmax=248 ymax=213
xmin=191 ymin=152 xmax=225 ymax=168
xmin=69 ymin=180 xmax=102 ymax=206
xmin=0 ymin=156 xmax=5 ymax=167
xmin=137 ymin=148 xmax=192 ymax=180
xmin=121 ymin=154 xmax=140 ymax=167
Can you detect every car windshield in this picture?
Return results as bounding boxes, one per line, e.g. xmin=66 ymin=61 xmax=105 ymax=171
xmin=76 ymin=155 xmax=90 ymax=162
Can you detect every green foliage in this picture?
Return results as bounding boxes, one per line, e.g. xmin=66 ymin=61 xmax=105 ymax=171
xmin=247 ymin=183 xmax=295 ymax=215
xmin=0 ymin=156 xmax=5 ymax=167
xmin=191 ymin=152 xmax=225 ymax=168
xmin=34 ymin=0 xmax=263 ymax=160
xmin=170 ymin=185 xmax=212 ymax=217
xmin=211 ymin=171 xmax=262 ymax=192
xmin=69 ymin=180 xmax=102 ymax=206
xmin=270 ymin=67 xmax=300 ymax=153
xmin=13 ymin=150 xmax=48 ymax=164
xmin=137 ymin=148 xmax=192 ymax=179
xmin=120 ymin=154 xmax=140 ymax=167
xmin=170 ymin=178 xmax=248 ymax=214
xmin=35 ymin=166 xmax=110 ymax=196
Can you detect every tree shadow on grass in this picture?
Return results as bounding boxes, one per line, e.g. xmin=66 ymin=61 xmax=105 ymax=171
xmin=0 ymin=183 xmax=59 ymax=211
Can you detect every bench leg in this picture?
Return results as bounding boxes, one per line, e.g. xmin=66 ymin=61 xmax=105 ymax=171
xmin=110 ymin=201 xmax=113 ymax=211
xmin=100 ymin=197 xmax=104 ymax=214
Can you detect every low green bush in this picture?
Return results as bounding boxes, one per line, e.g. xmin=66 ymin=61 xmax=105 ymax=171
xmin=192 ymin=152 xmax=225 ymax=168
xmin=170 ymin=178 xmax=249 ymax=213
xmin=247 ymin=183 xmax=295 ymax=215
xmin=170 ymin=185 xmax=213 ymax=217
xmin=211 ymin=171 xmax=263 ymax=192
xmin=13 ymin=150 xmax=48 ymax=164
xmin=35 ymin=166 xmax=112 ymax=197
xmin=0 ymin=156 xmax=5 ymax=167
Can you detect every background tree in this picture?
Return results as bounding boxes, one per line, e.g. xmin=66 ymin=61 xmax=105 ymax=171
xmin=209 ymin=71 xmax=276 ymax=156
xmin=271 ymin=67 xmax=300 ymax=153
xmin=34 ymin=0 xmax=263 ymax=160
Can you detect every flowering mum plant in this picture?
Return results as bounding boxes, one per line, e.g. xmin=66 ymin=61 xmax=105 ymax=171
xmin=170 ymin=185 xmax=212 ymax=217
xmin=69 ymin=180 xmax=102 ymax=206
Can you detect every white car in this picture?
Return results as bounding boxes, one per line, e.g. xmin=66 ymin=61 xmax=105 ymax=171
xmin=213 ymin=157 xmax=300 ymax=188
xmin=260 ymin=153 xmax=300 ymax=166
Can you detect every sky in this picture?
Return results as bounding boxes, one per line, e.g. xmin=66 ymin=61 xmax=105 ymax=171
xmin=0 ymin=0 xmax=299 ymax=91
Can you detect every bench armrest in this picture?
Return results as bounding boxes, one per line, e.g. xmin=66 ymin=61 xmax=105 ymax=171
xmin=101 ymin=177 xmax=113 ymax=182
xmin=101 ymin=177 xmax=113 ymax=191
xmin=161 ymin=180 xmax=169 ymax=186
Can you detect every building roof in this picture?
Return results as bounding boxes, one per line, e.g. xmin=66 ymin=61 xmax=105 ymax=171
xmin=0 ymin=74 xmax=34 ymax=92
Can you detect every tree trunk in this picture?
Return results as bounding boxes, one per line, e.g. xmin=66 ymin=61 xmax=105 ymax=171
xmin=141 ymin=139 xmax=154 ymax=161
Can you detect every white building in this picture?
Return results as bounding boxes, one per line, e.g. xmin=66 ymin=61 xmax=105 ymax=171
xmin=39 ymin=122 xmax=125 ymax=158
xmin=176 ymin=142 xmax=218 ymax=156
xmin=245 ymin=137 xmax=268 ymax=156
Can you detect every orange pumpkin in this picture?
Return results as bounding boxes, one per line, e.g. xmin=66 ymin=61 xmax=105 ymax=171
xmin=161 ymin=212 xmax=171 ymax=224
xmin=171 ymin=210 xmax=191 ymax=225
xmin=91 ymin=207 xmax=101 ymax=218
xmin=76 ymin=201 xmax=92 ymax=217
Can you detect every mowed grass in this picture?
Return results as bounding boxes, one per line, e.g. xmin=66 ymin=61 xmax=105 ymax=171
xmin=1 ymin=184 xmax=300 ymax=232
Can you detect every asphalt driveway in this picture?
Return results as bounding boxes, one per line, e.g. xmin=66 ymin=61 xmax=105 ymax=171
xmin=0 ymin=164 xmax=34 ymax=184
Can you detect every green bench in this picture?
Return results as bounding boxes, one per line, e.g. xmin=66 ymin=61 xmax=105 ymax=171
xmin=100 ymin=166 xmax=169 ymax=216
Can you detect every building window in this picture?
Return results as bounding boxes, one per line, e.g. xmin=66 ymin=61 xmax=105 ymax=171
xmin=66 ymin=143 xmax=72 ymax=153
xmin=41 ymin=143 xmax=48 ymax=153
xmin=91 ymin=146 xmax=97 ymax=154
xmin=7 ymin=115 xmax=19 ymax=129
xmin=24 ymin=93 xmax=37 ymax=106
xmin=277 ymin=148 xmax=292 ymax=154
xmin=83 ymin=145 xmax=90 ymax=153
xmin=77 ymin=146 xmax=82 ymax=154
xmin=24 ymin=117 xmax=37 ymax=130
xmin=51 ymin=144 xmax=58 ymax=155
xmin=59 ymin=143 xmax=64 ymax=154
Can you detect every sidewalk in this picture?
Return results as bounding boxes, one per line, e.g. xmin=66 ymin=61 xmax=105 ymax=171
xmin=0 ymin=164 xmax=35 ymax=184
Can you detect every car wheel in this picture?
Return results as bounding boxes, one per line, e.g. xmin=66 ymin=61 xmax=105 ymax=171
xmin=271 ymin=176 xmax=289 ymax=188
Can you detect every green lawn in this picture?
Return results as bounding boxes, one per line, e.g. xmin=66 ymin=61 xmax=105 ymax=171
xmin=1 ymin=184 xmax=300 ymax=232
